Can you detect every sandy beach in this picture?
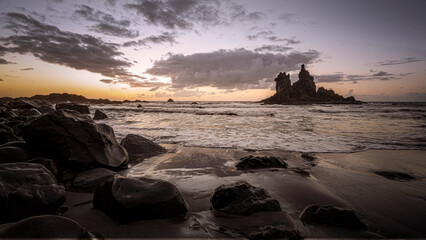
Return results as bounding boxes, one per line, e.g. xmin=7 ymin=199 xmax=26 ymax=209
xmin=61 ymin=145 xmax=426 ymax=238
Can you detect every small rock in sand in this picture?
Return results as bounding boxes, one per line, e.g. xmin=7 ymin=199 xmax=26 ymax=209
xmin=72 ymin=167 xmax=116 ymax=192
xmin=374 ymin=171 xmax=415 ymax=181
xmin=236 ymin=155 xmax=288 ymax=170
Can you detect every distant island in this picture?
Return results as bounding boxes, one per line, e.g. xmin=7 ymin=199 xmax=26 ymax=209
xmin=262 ymin=64 xmax=361 ymax=104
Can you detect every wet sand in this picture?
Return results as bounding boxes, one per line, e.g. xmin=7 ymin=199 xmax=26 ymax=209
xmin=62 ymin=145 xmax=426 ymax=238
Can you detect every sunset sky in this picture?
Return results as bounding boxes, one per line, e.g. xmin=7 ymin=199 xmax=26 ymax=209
xmin=0 ymin=0 xmax=425 ymax=101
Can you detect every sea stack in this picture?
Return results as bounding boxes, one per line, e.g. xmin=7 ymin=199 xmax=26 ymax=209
xmin=262 ymin=64 xmax=360 ymax=104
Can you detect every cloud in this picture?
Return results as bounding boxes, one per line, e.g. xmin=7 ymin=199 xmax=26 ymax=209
xmin=155 ymin=89 xmax=206 ymax=98
xmin=247 ymin=30 xmax=301 ymax=45
xmin=254 ymin=45 xmax=293 ymax=53
xmin=123 ymin=32 xmax=177 ymax=47
xmin=315 ymin=71 xmax=401 ymax=83
xmin=20 ymin=67 xmax=34 ymax=70
xmin=74 ymin=5 xmax=139 ymax=38
xmin=229 ymin=2 xmax=265 ymax=21
xmin=314 ymin=73 xmax=345 ymax=82
xmin=278 ymin=13 xmax=299 ymax=24
xmin=376 ymin=57 xmax=423 ymax=66
xmin=0 ymin=58 xmax=14 ymax=64
xmin=145 ymin=48 xmax=320 ymax=90
xmin=372 ymin=71 xmax=393 ymax=77
xmin=348 ymin=89 xmax=354 ymax=95
xmin=247 ymin=30 xmax=274 ymax=40
xmin=100 ymin=79 xmax=114 ymax=84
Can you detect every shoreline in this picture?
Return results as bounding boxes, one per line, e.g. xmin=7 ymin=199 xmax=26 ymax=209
xmin=60 ymin=145 xmax=426 ymax=238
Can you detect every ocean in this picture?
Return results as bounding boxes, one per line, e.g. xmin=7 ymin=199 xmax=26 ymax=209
xmin=93 ymin=102 xmax=426 ymax=153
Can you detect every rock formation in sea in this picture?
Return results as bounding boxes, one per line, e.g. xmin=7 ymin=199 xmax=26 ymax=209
xmin=262 ymin=64 xmax=360 ymax=104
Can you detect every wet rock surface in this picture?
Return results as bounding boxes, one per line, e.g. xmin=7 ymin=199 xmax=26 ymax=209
xmin=236 ymin=155 xmax=288 ymax=170
xmin=93 ymin=176 xmax=188 ymax=223
xmin=72 ymin=167 xmax=116 ymax=192
xmin=210 ymin=181 xmax=281 ymax=216
xmin=248 ymin=225 xmax=303 ymax=240
xmin=0 ymin=142 xmax=33 ymax=163
xmin=28 ymin=158 xmax=62 ymax=180
xmin=374 ymin=171 xmax=416 ymax=181
xmin=0 ymin=215 xmax=94 ymax=238
xmin=0 ymin=163 xmax=66 ymax=223
xmin=93 ymin=109 xmax=108 ymax=120
xmin=21 ymin=110 xmax=128 ymax=168
xmin=56 ymin=103 xmax=90 ymax=114
xmin=299 ymin=204 xmax=367 ymax=230
xmin=121 ymin=134 xmax=166 ymax=165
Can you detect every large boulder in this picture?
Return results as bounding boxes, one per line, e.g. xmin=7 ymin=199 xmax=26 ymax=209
xmin=0 ymin=124 xmax=20 ymax=144
xmin=120 ymin=134 xmax=166 ymax=164
xmin=56 ymin=103 xmax=90 ymax=114
xmin=73 ymin=167 xmax=116 ymax=192
xmin=0 ymin=141 xmax=33 ymax=163
xmin=299 ymin=205 xmax=367 ymax=230
xmin=210 ymin=181 xmax=281 ymax=216
xmin=236 ymin=155 xmax=288 ymax=170
xmin=37 ymin=105 xmax=55 ymax=114
xmin=19 ymin=108 xmax=41 ymax=117
xmin=21 ymin=110 xmax=128 ymax=169
xmin=28 ymin=158 xmax=62 ymax=180
xmin=93 ymin=176 xmax=188 ymax=223
xmin=0 ymin=163 xmax=66 ymax=223
xmin=93 ymin=109 xmax=108 ymax=120
xmin=0 ymin=215 xmax=94 ymax=239
xmin=248 ymin=225 xmax=302 ymax=240
xmin=11 ymin=98 xmax=40 ymax=110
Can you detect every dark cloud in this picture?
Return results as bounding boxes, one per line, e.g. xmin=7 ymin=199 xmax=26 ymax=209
xmin=247 ymin=30 xmax=274 ymax=40
xmin=254 ymin=45 xmax=293 ymax=53
xmin=105 ymin=0 xmax=117 ymax=6
xmin=278 ymin=13 xmax=298 ymax=24
xmin=372 ymin=71 xmax=393 ymax=77
xmin=74 ymin=5 xmax=139 ymax=38
xmin=146 ymin=48 xmax=320 ymax=90
xmin=20 ymin=67 xmax=33 ymax=70
xmin=314 ymin=73 xmax=345 ymax=83
xmin=123 ymin=32 xmax=177 ymax=47
xmin=100 ymin=79 xmax=114 ymax=83
xmin=315 ymin=71 xmax=400 ymax=83
xmin=376 ymin=57 xmax=423 ymax=66
xmin=247 ymin=30 xmax=301 ymax=45
xmin=229 ymin=3 xmax=265 ymax=21
xmin=267 ymin=36 xmax=301 ymax=45
xmin=0 ymin=58 xmax=14 ymax=64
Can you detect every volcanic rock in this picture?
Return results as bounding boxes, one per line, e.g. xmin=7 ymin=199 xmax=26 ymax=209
xmin=21 ymin=109 xmax=128 ymax=169
xmin=93 ymin=109 xmax=108 ymax=120
xmin=0 ymin=215 xmax=94 ymax=238
xmin=0 ymin=163 xmax=66 ymax=223
xmin=299 ymin=204 xmax=367 ymax=230
xmin=73 ymin=167 xmax=116 ymax=192
xmin=56 ymin=103 xmax=90 ymax=114
xmin=120 ymin=134 xmax=166 ymax=165
xmin=210 ymin=181 xmax=281 ymax=216
xmin=236 ymin=155 xmax=288 ymax=170
xmin=93 ymin=176 xmax=188 ymax=223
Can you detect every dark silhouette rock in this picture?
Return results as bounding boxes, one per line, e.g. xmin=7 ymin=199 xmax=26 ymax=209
xmin=0 ymin=142 xmax=33 ymax=163
xmin=93 ymin=176 xmax=188 ymax=223
xmin=11 ymin=98 xmax=40 ymax=109
xmin=0 ymin=109 xmax=18 ymax=119
xmin=0 ymin=163 xmax=66 ymax=223
xmin=191 ymin=102 xmax=198 ymax=104
xmin=236 ymin=155 xmax=288 ymax=170
xmin=0 ymin=124 xmax=20 ymax=144
xmin=374 ymin=171 xmax=415 ymax=181
xmin=248 ymin=225 xmax=302 ymax=240
xmin=290 ymin=167 xmax=310 ymax=177
xmin=37 ymin=105 xmax=55 ymax=114
xmin=120 ymin=134 xmax=166 ymax=165
xmin=19 ymin=108 xmax=41 ymax=117
xmin=301 ymin=153 xmax=316 ymax=162
xmin=21 ymin=110 xmax=128 ymax=169
xmin=93 ymin=109 xmax=108 ymax=120
xmin=210 ymin=181 xmax=281 ymax=216
xmin=28 ymin=158 xmax=62 ymax=181
xmin=262 ymin=65 xmax=361 ymax=104
xmin=137 ymin=104 xmax=142 ymax=108
xmin=31 ymin=93 xmax=122 ymax=105
xmin=56 ymin=103 xmax=90 ymax=114
xmin=73 ymin=167 xmax=116 ymax=192
xmin=0 ymin=215 xmax=94 ymax=238
xmin=299 ymin=204 xmax=367 ymax=230
xmin=167 ymin=98 xmax=174 ymax=102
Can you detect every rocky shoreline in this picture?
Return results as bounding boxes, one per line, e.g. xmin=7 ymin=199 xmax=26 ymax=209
xmin=0 ymin=97 xmax=425 ymax=238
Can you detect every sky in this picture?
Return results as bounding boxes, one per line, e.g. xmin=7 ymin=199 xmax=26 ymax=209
xmin=0 ymin=0 xmax=425 ymax=101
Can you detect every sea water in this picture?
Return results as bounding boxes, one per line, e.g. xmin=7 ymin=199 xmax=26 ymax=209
xmin=92 ymin=102 xmax=426 ymax=153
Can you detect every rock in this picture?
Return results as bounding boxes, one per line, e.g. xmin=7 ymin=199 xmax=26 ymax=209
xmin=56 ymin=103 xmax=90 ymax=114
xmin=11 ymin=98 xmax=40 ymax=109
xmin=236 ymin=155 xmax=288 ymax=170
xmin=0 ymin=142 xmax=33 ymax=163
xmin=120 ymin=134 xmax=166 ymax=165
xmin=167 ymin=98 xmax=174 ymax=102
xmin=137 ymin=104 xmax=142 ymax=108
xmin=248 ymin=225 xmax=302 ymax=240
xmin=291 ymin=168 xmax=310 ymax=177
xmin=374 ymin=171 xmax=415 ymax=181
xmin=299 ymin=205 xmax=367 ymax=230
xmin=21 ymin=110 xmax=128 ymax=169
xmin=19 ymin=108 xmax=41 ymax=117
xmin=0 ymin=110 xmax=17 ymax=119
xmin=93 ymin=176 xmax=188 ymax=223
xmin=0 ymin=124 xmax=20 ymax=144
xmin=3 ymin=119 xmax=26 ymax=136
xmin=0 ymin=163 xmax=66 ymax=223
xmin=191 ymin=102 xmax=198 ymax=104
xmin=37 ymin=105 xmax=55 ymax=114
xmin=93 ymin=109 xmax=108 ymax=120
xmin=301 ymin=153 xmax=316 ymax=162
xmin=0 ymin=215 xmax=94 ymax=238
xmin=262 ymin=65 xmax=360 ymax=104
xmin=210 ymin=181 xmax=281 ymax=216
xmin=28 ymin=158 xmax=62 ymax=180
xmin=73 ymin=168 xmax=116 ymax=192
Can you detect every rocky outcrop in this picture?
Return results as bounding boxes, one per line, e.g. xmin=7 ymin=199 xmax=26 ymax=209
xmin=21 ymin=110 xmax=128 ymax=169
xmin=28 ymin=158 xmax=62 ymax=181
xmin=37 ymin=105 xmax=55 ymax=114
xmin=299 ymin=204 xmax=367 ymax=230
xmin=93 ymin=109 xmax=108 ymax=120
xmin=0 ymin=124 xmax=20 ymax=144
xmin=0 ymin=163 xmax=66 ymax=223
xmin=248 ymin=225 xmax=302 ymax=240
xmin=167 ymin=98 xmax=174 ymax=102
xmin=120 ymin=134 xmax=166 ymax=165
xmin=56 ymin=103 xmax=90 ymax=114
xmin=10 ymin=98 xmax=40 ymax=109
xmin=93 ymin=176 xmax=188 ymax=223
xmin=262 ymin=64 xmax=361 ymax=104
xmin=0 ymin=215 xmax=95 ymax=238
xmin=236 ymin=155 xmax=288 ymax=170
xmin=31 ymin=92 xmax=121 ymax=104
xmin=0 ymin=141 xmax=33 ymax=163
xmin=210 ymin=181 xmax=281 ymax=216
xmin=72 ymin=167 xmax=116 ymax=192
